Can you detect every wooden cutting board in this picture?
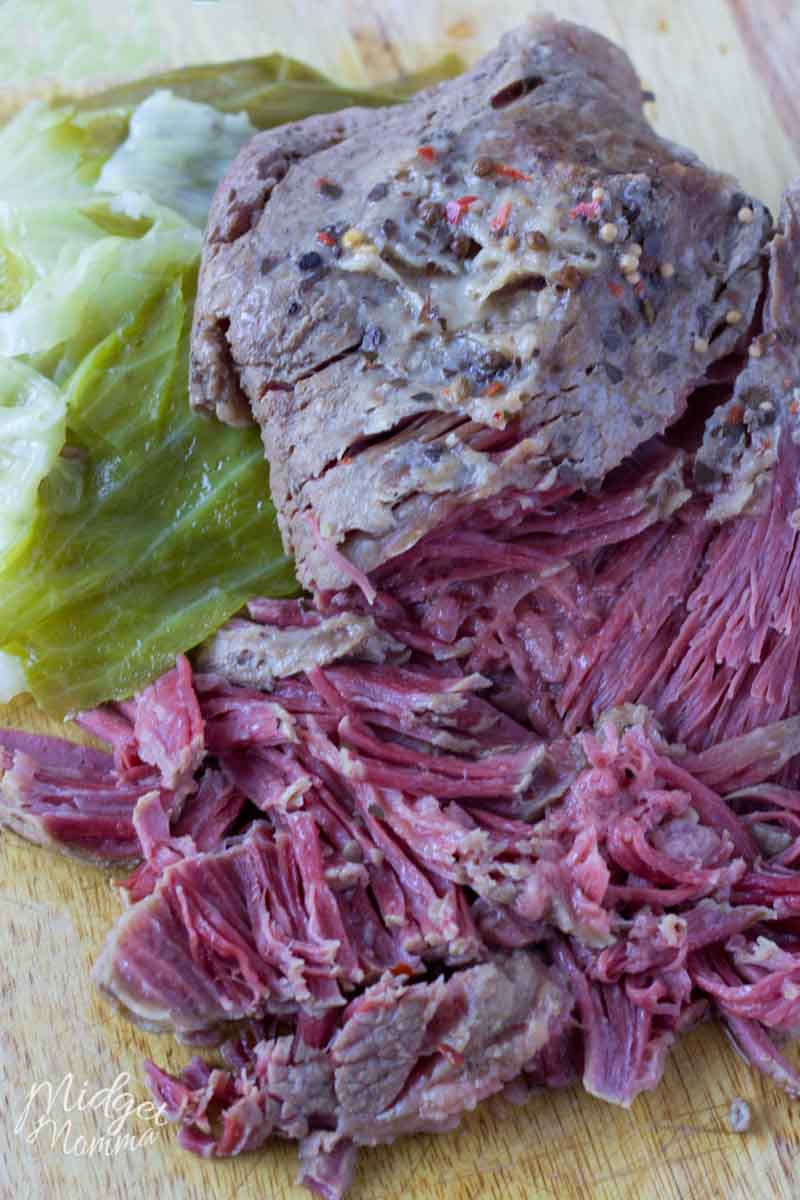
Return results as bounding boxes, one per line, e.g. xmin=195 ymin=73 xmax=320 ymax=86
xmin=1 ymin=3 xmax=799 ymax=1198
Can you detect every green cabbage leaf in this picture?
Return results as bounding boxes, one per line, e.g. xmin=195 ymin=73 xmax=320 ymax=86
xmin=0 ymin=277 xmax=296 ymax=715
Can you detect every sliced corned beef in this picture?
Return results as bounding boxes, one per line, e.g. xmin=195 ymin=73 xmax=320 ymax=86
xmin=120 ymin=767 xmax=247 ymax=902
xmin=0 ymin=737 xmax=146 ymax=865
xmin=132 ymin=654 xmax=205 ymax=793
xmin=77 ymin=654 xmax=205 ymax=794
xmin=145 ymin=950 xmax=568 ymax=1195
xmin=94 ymin=816 xmax=369 ymax=1040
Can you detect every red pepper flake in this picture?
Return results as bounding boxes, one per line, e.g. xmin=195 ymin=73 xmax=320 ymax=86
xmin=390 ymin=963 xmax=415 ymax=977
xmin=484 ymin=381 xmax=504 ymax=397
xmin=446 ymin=195 xmax=478 ymax=225
xmin=633 ymin=280 xmax=645 ymax=297
xmin=316 ymin=230 xmax=337 ymax=247
xmin=569 ymin=199 xmax=602 ymax=220
xmin=608 ymin=280 xmax=624 ymax=298
xmin=494 ymin=162 xmax=533 ymax=182
xmin=490 ymin=201 xmax=512 ymax=234
xmin=315 ymin=176 xmax=342 ymax=199
xmin=726 ymin=404 xmax=744 ymax=425
xmin=416 ymin=145 xmax=437 ymax=162
xmin=789 ymin=399 xmax=800 ymax=415
xmin=436 ymin=1043 xmax=466 ymax=1067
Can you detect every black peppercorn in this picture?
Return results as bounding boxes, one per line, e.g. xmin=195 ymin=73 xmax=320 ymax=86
xmin=298 ymin=251 xmax=323 ymax=272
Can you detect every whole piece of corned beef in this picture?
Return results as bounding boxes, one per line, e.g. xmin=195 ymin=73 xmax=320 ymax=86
xmin=190 ymin=14 xmax=768 ymax=594
xmin=3 ymin=16 xmax=800 ymax=1200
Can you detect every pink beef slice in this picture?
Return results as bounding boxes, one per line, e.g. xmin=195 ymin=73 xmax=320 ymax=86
xmin=190 ymin=15 xmax=769 ymax=593
xmin=145 ymin=950 xmax=569 ymax=1195
xmin=91 ymin=817 xmax=365 ymax=1041
xmin=0 ymin=732 xmax=143 ymax=865
xmin=132 ymin=655 xmax=205 ymax=793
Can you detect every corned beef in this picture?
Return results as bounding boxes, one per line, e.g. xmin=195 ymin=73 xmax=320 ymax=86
xmin=5 ymin=658 xmax=800 ymax=1195
xmin=144 ymin=950 xmax=567 ymax=1199
xmin=190 ymin=18 xmax=768 ymax=593
xmin=3 ymin=17 xmax=800 ymax=1200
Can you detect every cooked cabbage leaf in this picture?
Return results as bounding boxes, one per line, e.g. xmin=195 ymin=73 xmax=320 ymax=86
xmin=0 ymin=100 xmax=198 ymax=374
xmin=0 ymin=216 xmax=199 ymax=369
xmin=0 ymin=105 xmax=120 ymax=313
xmin=0 ymin=205 xmax=100 ymax=296
xmin=0 ymin=649 xmax=28 ymax=703
xmin=0 ymin=102 xmax=102 ymax=207
xmin=97 ymin=90 xmax=258 ymax=227
xmin=0 ymin=277 xmax=296 ymax=716
xmin=66 ymin=51 xmax=461 ymax=128
xmin=0 ymin=356 xmax=66 ymax=559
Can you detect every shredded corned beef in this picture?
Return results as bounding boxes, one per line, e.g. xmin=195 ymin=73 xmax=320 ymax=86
xmin=6 ymin=324 xmax=800 ymax=1182
xmin=144 ymin=949 xmax=568 ymax=1194
xmin=6 ymin=394 xmax=800 ymax=1192
xmin=342 ymin=435 xmax=800 ymax=757
xmin=3 ymin=628 xmax=800 ymax=1194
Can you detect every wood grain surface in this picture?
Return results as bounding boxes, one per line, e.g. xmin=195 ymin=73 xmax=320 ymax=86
xmin=1 ymin=4 xmax=799 ymax=1199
